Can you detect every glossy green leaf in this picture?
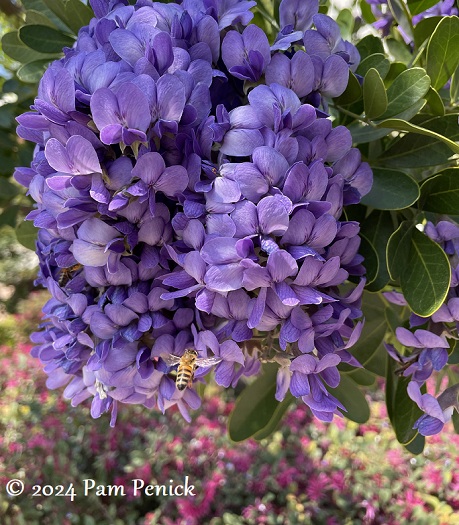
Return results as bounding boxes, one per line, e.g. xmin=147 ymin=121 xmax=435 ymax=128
xmin=228 ymin=363 xmax=281 ymax=442
xmin=387 ymin=221 xmax=415 ymax=281
xmin=17 ymin=60 xmax=51 ymax=83
xmin=404 ymin=433 xmax=425 ymax=454
xmin=64 ymin=0 xmax=94 ymax=35
xmin=21 ymin=0 xmax=70 ymax=32
xmin=357 ymin=53 xmax=390 ymax=79
xmin=15 ymin=220 xmax=38 ymax=251
xmin=19 ymin=25 xmax=74 ymax=54
xmin=340 ymin=292 xmax=388 ymax=376
xmin=363 ymin=210 xmax=393 ymax=293
xmin=408 ymin=0 xmax=440 ymax=15
xmin=426 ymin=16 xmax=459 ymax=90
xmin=377 ymin=118 xmax=459 ymax=155
xmin=426 ymin=87 xmax=445 ymax=116
xmin=350 ymin=99 xmax=425 ymax=144
xmin=385 ymin=62 xmax=407 ymax=85
xmin=361 ymin=167 xmax=419 ymax=210
xmin=380 ymin=114 xmax=459 ymax=167
xmin=328 ymin=375 xmax=370 ymax=424
xmin=41 ymin=0 xmax=68 ymax=27
xmin=25 ymin=9 xmax=56 ymax=27
xmin=253 ymin=393 xmax=295 ymax=441
xmin=388 ymin=223 xmax=451 ymax=316
xmin=359 ymin=234 xmax=379 ymax=285
xmin=386 ymin=357 xmax=397 ymax=424
xmin=1 ymin=31 xmax=57 ymax=63
xmin=334 ymin=71 xmax=362 ymax=106
xmin=450 ymin=63 xmax=459 ymax=105
xmin=420 ymin=168 xmax=459 ymax=214
xmin=378 ymin=68 xmax=430 ymax=119
xmin=413 ymin=16 xmax=442 ymax=48
xmin=364 ymin=68 xmax=388 ymax=119
xmin=356 ymin=34 xmax=384 ymax=60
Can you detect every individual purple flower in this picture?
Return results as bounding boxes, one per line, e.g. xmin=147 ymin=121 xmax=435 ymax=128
xmin=407 ymin=381 xmax=459 ymax=436
xmin=265 ymin=51 xmax=315 ymax=99
xmin=279 ymin=0 xmax=318 ymax=32
xmin=72 ymin=217 xmax=126 ymax=273
xmin=127 ymin=152 xmax=188 ymax=215
xmin=90 ymin=82 xmax=151 ymax=145
xmin=222 ymin=24 xmax=271 ymax=82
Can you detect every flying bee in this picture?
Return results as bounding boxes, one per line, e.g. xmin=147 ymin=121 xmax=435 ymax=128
xmin=58 ymin=264 xmax=83 ymax=286
xmin=162 ymin=348 xmax=222 ymax=391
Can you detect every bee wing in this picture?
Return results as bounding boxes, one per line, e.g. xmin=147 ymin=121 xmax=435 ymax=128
xmin=195 ymin=356 xmax=222 ymax=368
xmin=162 ymin=354 xmax=182 ymax=367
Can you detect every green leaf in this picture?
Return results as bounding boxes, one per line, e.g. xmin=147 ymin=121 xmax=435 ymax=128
xmin=413 ymin=16 xmax=442 ymax=47
xmin=228 ymin=363 xmax=282 ymax=442
xmin=359 ymin=234 xmax=379 ymax=285
xmin=350 ymin=99 xmax=425 ymax=144
xmin=408 ymin=0 xmax=440 ymax=15
xmin=19 ymin=25 xmax=74 ymax=54
xmin=387 ymin=221 xmax=415 ymax=281
xmin=426 ymin=87 xmax=445 ymax=116
xmin=21 ymin=0 xmax=71 ymax=32
xmin=344 ymin=368 xmax=376 ymax=387
xmin=377 ymin=117 xmax=459 ymax=155
xmin=1 ymin=31 xmax=57 ymax=63
xmin=363 ymin=211 xmax=393 ymax=293
xmin=380 ymin=114 xmax=459 ymax=168
xmin=404 ymin=432 xmax=425 ymax=454
xmin=420 ymin=168 xmax=459 ymax=214
xmin=450 ymin=63 xmax=459 ymax=105
xmin=388 ymin=222 xmax=451 ymax=316
xmin=17 ymin=60 xmax=51 ymax=83
xmin=448 ymin=339 xmax=459 ymax=365
xmin=64 ymin=0 xmax=94 ymax=35
xmin=386 ymin=38 xmax=413 ymax=64
xmin=364 ymin=68 xmax=388 ymax=119
xmin=0 ymin=206 xmax=19 ymax=228
xmin=360 ymin=0 xmax=377 ymax=23
xmin=25 ymin=9 xmax=57 ymax=27
xmin=253 ymin=393 xmax=295 ymax=440
xmin=378 ymin=68 xmax=430 ymax=119
xmin=356 ymin=53 xmax=391 ymax=79
xmin=333 ymin=71 xmax=362 ymax=106
xmin=356 ymin=34 xmax=384 ymax=60
xmin=328 ymin=375 xmax=370 ymax=424
xmin=0 ymin=180 xmax=20 ymax=201
xmin=15 ymin=220 xmax=38 ymax=251
xmin=340 ymin=292 xmax=388 ymax=376
xmin=385 ymin=62 xmax=407 ymax=86
xmin=393 ymin=375 xmax=423 ymax=444
xmin=361 ymin=167 xmax=419 ymax=210
xmin=452 ymin=410 xmax=459 ymax=434
xmin=41 ymin=0 xmax=69 ymax=27
xmin=386 ymin=356 xmax=397 ymax=424
xmin=426 ymin=16 xmax=459 ymax=90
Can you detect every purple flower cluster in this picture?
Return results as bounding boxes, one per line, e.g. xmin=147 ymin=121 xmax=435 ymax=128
xmin=367 ymin=0 xmax=458 ymax=41
xmin=15 ymin=0 xmax=372 ymax=425
xmin=385 ymin=221 xmax=459 ymax=435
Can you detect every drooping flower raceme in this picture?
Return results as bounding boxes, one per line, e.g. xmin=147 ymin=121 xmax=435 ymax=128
xmin=385 ymin=221 xmax=459 ymax=435
xmin=15 ymin=0 xmax=372 ymax=426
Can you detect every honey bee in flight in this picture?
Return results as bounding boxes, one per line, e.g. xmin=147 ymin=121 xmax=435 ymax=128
xmin=58 ymin=264 xmax=83 ymax=286
xmin=162 ymin=349 xmax=222 ymax=391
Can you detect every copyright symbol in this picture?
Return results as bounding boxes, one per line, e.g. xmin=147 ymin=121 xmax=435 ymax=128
xmin=6 ymin=479 xmax=24 ymax=496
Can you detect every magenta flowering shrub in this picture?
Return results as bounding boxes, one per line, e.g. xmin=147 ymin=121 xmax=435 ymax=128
xmin=14 ymin=0 xmax=372 ymax=428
